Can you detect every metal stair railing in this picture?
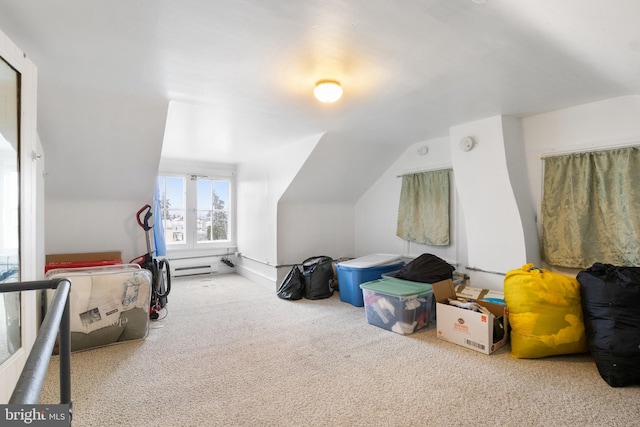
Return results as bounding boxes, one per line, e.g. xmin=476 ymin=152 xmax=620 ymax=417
xmin=1 ymin=278 xmax=72 ymax=418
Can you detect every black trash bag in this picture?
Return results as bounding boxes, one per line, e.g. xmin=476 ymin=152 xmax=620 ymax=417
xmin=577 ymin=263 xmax=640 ymax=387
xmin=277 ymin=265 xmax=305 ymax=300
xmin=301 ymin=256 xmax=335 ymax=300
xmin=394 ymin=253 xmax=455 ymax=283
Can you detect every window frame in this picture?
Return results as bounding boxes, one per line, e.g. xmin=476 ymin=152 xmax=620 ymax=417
xmin=157 ymin=166 xmax=236 ymax=257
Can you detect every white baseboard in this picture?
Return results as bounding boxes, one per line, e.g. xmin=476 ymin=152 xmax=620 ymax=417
xmin=234 ymin=264 xmax=276 ymax=290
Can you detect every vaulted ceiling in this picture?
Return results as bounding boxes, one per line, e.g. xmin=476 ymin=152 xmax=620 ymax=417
xmin=0 ymin=0 xmax=638 ymax=201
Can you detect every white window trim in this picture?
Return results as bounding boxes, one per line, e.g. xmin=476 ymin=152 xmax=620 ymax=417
xmin=158 ymin=160 xmax=236 ymax=258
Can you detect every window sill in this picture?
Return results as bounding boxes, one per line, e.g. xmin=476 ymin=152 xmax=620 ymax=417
xmin=166 ymin=244 xmax=237 ymax=260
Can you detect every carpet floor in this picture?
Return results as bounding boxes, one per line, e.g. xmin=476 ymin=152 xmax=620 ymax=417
xmin=39 ymin=273 xmax=640 ymax=426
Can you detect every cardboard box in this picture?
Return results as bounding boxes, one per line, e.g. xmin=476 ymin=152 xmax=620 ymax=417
xmin=432 ymin=279 xmax=508 ymax=355
xmin=45 ymin=251 xmax=123 ymax=273
xmin=453 ymin=284 xmax=505 ymax=305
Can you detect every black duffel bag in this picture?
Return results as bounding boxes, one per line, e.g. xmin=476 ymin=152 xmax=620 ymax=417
xmin=394 ymin=253 xmax=455 ymax=283
xmin=301 ymin=256 xmax=335 ymax=300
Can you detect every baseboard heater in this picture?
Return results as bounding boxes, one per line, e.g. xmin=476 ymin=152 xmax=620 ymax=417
xmin=170 ymin=257 xmax=219 ymax=277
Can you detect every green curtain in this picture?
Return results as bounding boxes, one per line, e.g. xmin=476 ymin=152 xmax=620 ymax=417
xmin=396 ymin=169 xmax=450 ymax=246
xmin=542 ymin=146 xmax=640 ymax=268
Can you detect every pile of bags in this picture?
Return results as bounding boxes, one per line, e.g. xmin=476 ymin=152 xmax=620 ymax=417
xmin=276 ymin=256 xmax=335 ymax=300
xmin=503 ymin=263 xmax=640 ymax=387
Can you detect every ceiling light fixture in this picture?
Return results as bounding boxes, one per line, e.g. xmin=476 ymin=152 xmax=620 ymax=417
xmin=314 ymin=80 xmax=343 ymax=103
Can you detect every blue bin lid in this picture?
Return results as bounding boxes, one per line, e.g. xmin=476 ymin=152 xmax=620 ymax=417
xmin=359 ymin=277 xmax=432 ymax=297
xmin=336 ymin=261 xmax=404 ymax=272
xmin=337 ymin=254 xmax=402 ymax=269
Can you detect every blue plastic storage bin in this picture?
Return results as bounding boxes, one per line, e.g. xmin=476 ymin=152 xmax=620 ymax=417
xmin=336 ymin=254 xmax=404 ymax=307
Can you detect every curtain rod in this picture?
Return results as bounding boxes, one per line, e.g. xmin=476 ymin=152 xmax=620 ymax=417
xmin=396 ymin=167 xmax=452 ymax=178
xmin=540 ymin=140 xmax=640 ymax=160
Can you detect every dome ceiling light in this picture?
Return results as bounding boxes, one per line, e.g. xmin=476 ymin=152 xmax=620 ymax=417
xmin=314 ymin=80 xmax=343 ymax=103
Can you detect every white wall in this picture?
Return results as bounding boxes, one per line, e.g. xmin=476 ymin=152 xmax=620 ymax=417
xmin=277 ymin=201 xmax=354 ymax=264
xmin=355 ymin=137 xmax=458 ymax=264
xmin=450 ymin=116 xmax=536 ymax=289
xmin=356 ymin=116 xmax=539 ymax=291
xmin=36 ymin=137 xmax=45 ymax=278
xmin=235 ymin=135 xmax=320 ymax=285
xmin=502 ymin=116 xmax=540 ymax=266
xmin=44 ymin=198 xmax=149 ymax=264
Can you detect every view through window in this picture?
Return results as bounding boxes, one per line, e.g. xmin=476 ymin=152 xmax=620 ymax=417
xmin=157 ymin=174 xmax=231 ymax=248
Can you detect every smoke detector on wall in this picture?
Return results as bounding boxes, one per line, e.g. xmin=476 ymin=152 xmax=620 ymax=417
xmin=459 ymin=136 xmax=475 ymax=152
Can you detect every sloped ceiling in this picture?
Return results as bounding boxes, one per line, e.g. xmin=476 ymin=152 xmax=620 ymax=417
xmin=0 ymin=0 xmax=638 ymax=202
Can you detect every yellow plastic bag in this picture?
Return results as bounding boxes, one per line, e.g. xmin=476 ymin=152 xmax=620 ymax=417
xmin=504 ymin=264 xmax=588 ymax=358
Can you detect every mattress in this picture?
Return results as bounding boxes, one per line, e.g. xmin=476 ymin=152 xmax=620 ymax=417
xmin=46 ymin=264 xmax=152 ymax=352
